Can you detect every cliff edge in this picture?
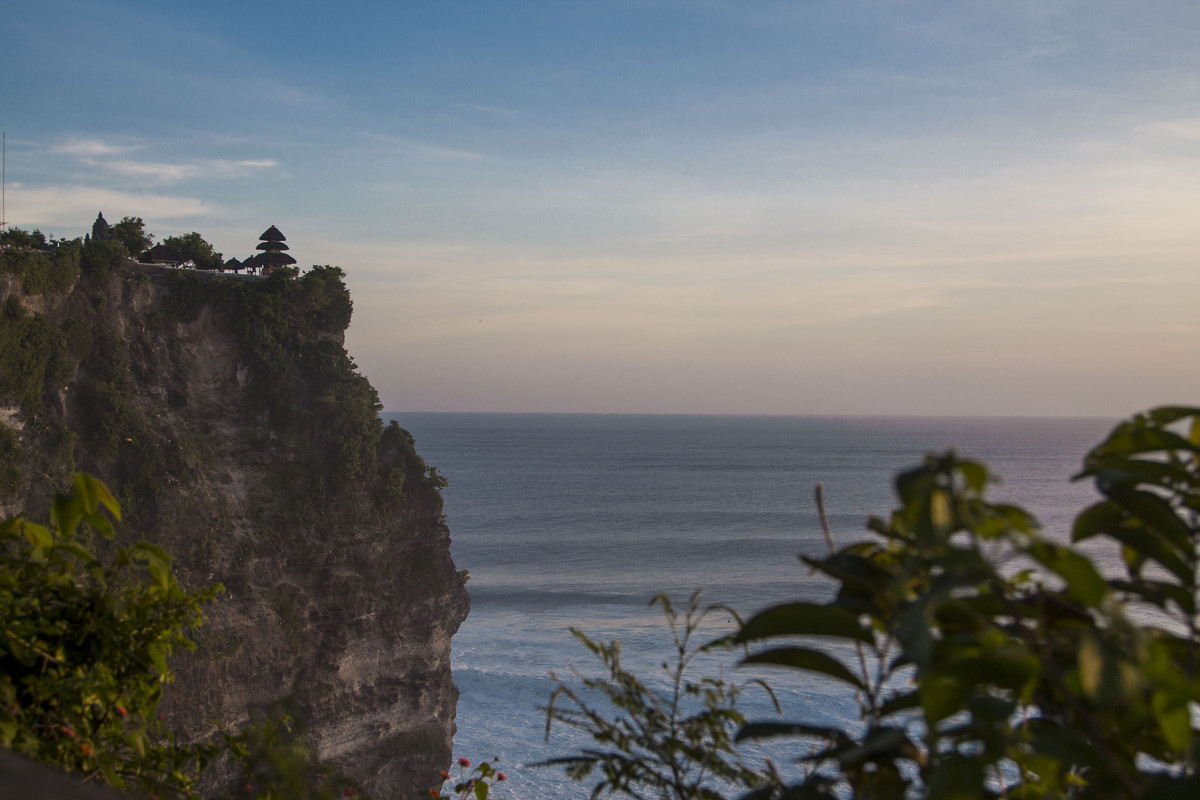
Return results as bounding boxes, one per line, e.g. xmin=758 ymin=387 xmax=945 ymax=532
xmin=0 ymin=241 xmax=470 ymax=799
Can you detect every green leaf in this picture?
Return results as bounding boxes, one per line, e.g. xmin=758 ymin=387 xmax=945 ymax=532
xmin=1152 ymin=691 xmax=1192 ymax=752
xmin=736 ymin=722 xmax=853 ymax=747
xmin=805 ymin=551 xmax=892 ymax=592
xmin=878 ymin=689 xmax=920 ymax=718
xmin=50 ymin=492 xmax=81 ymax=537
xmin=73 ymin=473 xmax=121 ymax=521
xmin=19 ymin=521 xmax=53 ymax=549
xmin=894 ymin=597 xmax=935 ymax=670
xmin=0 ymin=718 xmax=15 ymax=747
xmin=1078 ymin=633 xmax=1104 ymax=701
xmin=84 ymin=511 xmax=114 ymax=541
xmin=1083 ymin=421 xmax=1200 ymax=465
xmin=927 ymin=753 xmax=985 ymax=800
xmin=742 ymin=646 xmax=865 ymax=690
xmin=1109 ymin=578 xmax=1195 ymax=615
xmin=921 ymin=674 xmax=966 ymax=725
xmin=147 ymin=642 xmax=168 ymax=675
xmin=1145 ymin=406 xmax=1200 ymax=426
xmin=1072 ymin=501 xmax=1122 ymax=544
xmin=1103 ymin=525 xmax=1192 ymax=584
xmin=1026 ymin=721 xmax=1109 ymax=775
xmin=474 ymin=779 xmax=488 ymax=800
xmin=736 ymin=602 xmax=874 ymax=645
xmin=51 ymin=540 xmax=96 ymax=565
xmin=1115 ymin=487 xmax=1196 ymax=554
xmin=834 ymin=726 xmax=912 ymax=768
xmin=1027 ymin=542 xmax=1107 ymax=607
xmin=148 ymin=559 xmax=170 ymax=591
xmin=1076 ymin=502 xmax=1192 ymax=583
xmin=958 ymin=461 xmax=989 ymax=492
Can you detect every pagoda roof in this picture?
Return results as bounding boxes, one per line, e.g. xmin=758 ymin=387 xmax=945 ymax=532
xmin=259 ymin=225 xmax=286 ymax=242
xmin=252 ymin=251 xmax=297 ymax=266
xmin=142 ymin=244 xmax=182 ymax=264
xmin=255 ymin=240 xmax=290 ymax=252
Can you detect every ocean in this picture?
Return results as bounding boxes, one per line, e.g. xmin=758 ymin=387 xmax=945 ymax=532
xmin=382 ymin=413 xmax=1115 ymax=799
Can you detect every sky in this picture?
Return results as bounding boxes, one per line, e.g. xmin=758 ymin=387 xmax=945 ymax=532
xmin=3 ymin=0 xmax=1198 ymax=416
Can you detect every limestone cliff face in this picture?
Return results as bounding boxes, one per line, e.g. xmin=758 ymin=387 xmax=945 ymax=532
xmin=0 ymin=249 xmax=469 ymax=800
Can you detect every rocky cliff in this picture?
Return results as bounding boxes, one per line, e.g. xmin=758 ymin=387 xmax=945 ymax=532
xmin=0 ymin=240 xmax=470 ymax=799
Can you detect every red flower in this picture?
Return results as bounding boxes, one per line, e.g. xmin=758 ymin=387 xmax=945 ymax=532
xmin=440 ymin=769 xmax=450 ymax=779
xmin=427 ymin=789 xmax=440 ymax=798
xmin=61 ymin=726 xmax=75 ymax=738
xmin=457 ymin=757 xmax=471 ymax=768
xmin=80 ymin=743 xmax=95 ymax=757
xmin=496 ymin=772 xmax=507 ymax=781
xmin=115 ymin=705 xmax=128 ymax=718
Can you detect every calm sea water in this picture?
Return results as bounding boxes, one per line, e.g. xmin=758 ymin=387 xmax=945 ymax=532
xmin=383 ymin=413 xmax=1114 ymax=799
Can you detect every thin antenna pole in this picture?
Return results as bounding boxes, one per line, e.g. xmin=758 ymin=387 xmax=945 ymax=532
xmin=2 ymin=132 xmax=6 ymax=232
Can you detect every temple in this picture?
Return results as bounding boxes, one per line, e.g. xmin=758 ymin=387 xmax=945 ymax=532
xmin=84 ymin=211 xmax=114 ymax=245
xmin=250 ymin=225 xmax=297 ymax=275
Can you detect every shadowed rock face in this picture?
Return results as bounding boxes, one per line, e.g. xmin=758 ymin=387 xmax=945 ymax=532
xmin=0 ymin=261 xmax=469 ymax=799
xmin=0 ymin=748 xmax=125 ymax=800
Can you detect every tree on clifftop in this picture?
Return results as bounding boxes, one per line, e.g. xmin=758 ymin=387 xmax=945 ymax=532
xmin=111 ymin=217 xmax=153 ymax=259
xmin=0 ymin=228 xmax=49 ymax=249
xmin=161 ymin=232 xmax=223 ymax=271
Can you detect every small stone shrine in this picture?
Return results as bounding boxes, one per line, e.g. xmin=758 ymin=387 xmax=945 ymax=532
xmin=85 ymin=211 xmax=114 ymax=245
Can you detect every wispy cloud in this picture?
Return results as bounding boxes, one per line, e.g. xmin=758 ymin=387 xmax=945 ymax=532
xmin=49 ymin=136 xmax=279 ymax=183
xmin=102 ymin=158 xmax=279 ymax=182
xmin=7 ymin=185 xmax=211 ymax=231
xmin=1136 ymin=117 xmax=1200 ymax=140
xmin=360 ymin=131 xmax=489 ymax=162
xmin=51 ymin=138 xmax=143 ymax=157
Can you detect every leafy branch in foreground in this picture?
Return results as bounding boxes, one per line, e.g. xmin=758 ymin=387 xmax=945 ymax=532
xmin=428 ymin=755 xmax=507 ymax=800
xmin=0 ymin=473 xmax=220 ymax=796
xmin=543 ymin=591 xmax=781 ymax=800
xmin=736 ymin=406 xmax=1200 ymax=799
xmin=0 ymin=473 xmax=372 ymax=799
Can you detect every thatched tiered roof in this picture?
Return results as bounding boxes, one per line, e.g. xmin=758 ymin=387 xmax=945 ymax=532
xmin=141 ymin=244 xmax=182 ymax=265
xmin=251 ymin=224 xmax=297 ymax=274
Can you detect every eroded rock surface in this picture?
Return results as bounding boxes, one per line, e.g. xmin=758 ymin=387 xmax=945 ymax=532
xmin=0 ymin=259 xmax=469 ymax=799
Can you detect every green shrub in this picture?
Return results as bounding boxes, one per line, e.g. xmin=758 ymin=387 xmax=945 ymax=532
xmin=733 ymin=406 xmax=1200 ymax=799
xmin=0 ymin=474 xmax=219 ymax=796
xmin=161 ymin=233 xmax=223 ymax=271
xmin=0 ymin=306 xmax=71 ymax=419
xmin=544 ymin=592 xmax=781 ymax=800
xmin=80 ymin=238 xmax=129 ymax=277
xmin=0 ymin=243 xmax=81 ymax=294
xmin=111 ymin=217 xmax=152 ymax=259
xmin=163 ymin=269 xmax=211 ymax=322
xmin=0 ymin=227 xmax=49 ymax=249
xmin=0 ymin=474 xmax=373 ymax=799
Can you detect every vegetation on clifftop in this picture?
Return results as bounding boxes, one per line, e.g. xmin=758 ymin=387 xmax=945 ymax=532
xmin=0 ymin=245 xmax=443 ymax=527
